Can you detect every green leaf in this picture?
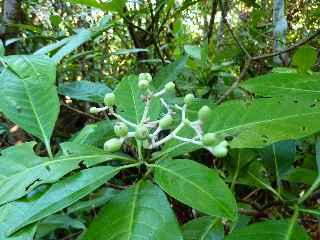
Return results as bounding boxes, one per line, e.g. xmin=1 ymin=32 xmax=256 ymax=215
xmin=182 ymin=216 xmax=224 ymax=240
xmin=241 ymin=73 xmax=320 ymax=97
xmin=1 ymin=166 xmax=119 ymax=236
xmin=36 ymin=214 xmax=85 ymax=239
xmin=71 ymin=120 xmax=115 ymax=147
xmin=225 ymin=220 xmax=310 ymax=240
xmin=152 ymin=57 xmax=187 ymax=90
xmin=67 ymin=0 xmax=127 ymax=12
xmin=113 ymin=48 xmax=149 ymax=55
xmin=67 ymin=188 xmax=119 ymax=214
xmin=260 ymin=140 xmax=296 ymax=180
xmin=154 ymin=159 xmax=237 ymax=220
xmin=58 ymin=80 xmax=111 ymax=103
xmin=114 ymin=75 xmax=160 ymax=124
xmin=315 ymin=135 xmax=320 ymax=173
xmin=184 ymin=45 xmax=201 ymax=60
xmin=207 ymin=96 xmax=320 ymax=148
xmin=82 ymin=180 xmax=183 ymax=240
xmin=0 ymin=225 xmax=37 ymax=240
xmin=283 ymin=168 xmax=318 ymax=185
xmin=0 ymin=40 xmax=4 ymax=56
xmin=0 ymin=142 xmax=130 ymax=205
xmin=292 ymin=45 xmax=317 ymax=72
xmin=0 ymin=55 xmax=59 ymax=154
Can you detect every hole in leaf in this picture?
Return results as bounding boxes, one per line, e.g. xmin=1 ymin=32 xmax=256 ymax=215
xmin=293 ymin=100 xmax=298 ymax=103
xmin=302 ymin=126 xmax=307 ymax=131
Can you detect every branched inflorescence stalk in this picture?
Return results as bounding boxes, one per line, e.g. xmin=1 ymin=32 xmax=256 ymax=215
xmin=90 ymin=73 xmax=229 ymax=158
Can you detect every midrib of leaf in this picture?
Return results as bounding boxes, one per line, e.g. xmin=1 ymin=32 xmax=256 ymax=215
xmin=154 ymin=164 xmax=234 ymax=219
xmin=213 ymin=111 xmax=320 ymax=135
xmin=129 ymin=81 xmax=140 ymax=123
xmin=127 ymin=181 xmax=141 ymax=240
xmin=21 ymin=76 xmax=51 ymax=157
xmin=200 ymin=218 xmax=219 ymax=240
xmin=11 ymin=167 xmax=119 ymax=233
xmin=0 ymin=154 xmax=126 ymax=186
xmin=246 ymin=171 xmax=282 ymax=200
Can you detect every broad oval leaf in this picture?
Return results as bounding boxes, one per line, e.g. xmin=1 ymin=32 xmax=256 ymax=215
xmin=0 ymin=55 xmax=59 ymax=151
xmin=241 ymin=73 xmax=320 ymax=97
xmin=154 ymin=159 xmax=237 ymax=220
xmin=207 ymin=95 xmax=320 ymax=148
xmin=58 ymin=80 xmax=111 ymax=103
xmin=225 ymin=219 xmax=310 ymax=240
xmin=82 ymin=180 xmax=183 ymax=240
xmin=0 ymin=142 xmax=131 ymax=205
xmin=114 ymin=75 xmax=160 ymax=124
xmin=1 ymin=166 xmax=119 ymax=236
xmin=182 ymin=216 xmax=224 ymax=240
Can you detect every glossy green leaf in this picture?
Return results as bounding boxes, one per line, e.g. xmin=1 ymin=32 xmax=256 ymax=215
xmin=182 ymin=216 xmax=224 ymax=240
xmin=36 ymin=214 xmax=85 ymax=239
xmin=152 ymin=57 xmax=187 ymax=90
xmin=260 ymin=140 xmax=296 ymax=179
xmin=1 ymin=166 xmax=119 ymax=236
xmin=82 ymin=180 xmax=183 ymax=240
xmin=0 ymin=40 xmax=4 ymax=56
xmin=67 ymin=0 xmax=126 ymax=12
xmin=184 ymin=45 xmax=201 ymax=60
xmin=115 ymin=75 xmax=160 ymax=124
xmin=71 ymin=120 xmax=115 ymax=147
xmin=207 ymin=96 xmax=320 ymax=148
xmin=67 ymin=188 xmax=119 ymax=214
xmin=225 ymin=220 xmax=310 ymax=240
xmin=0 ymin=55 xmax=59 ymax=153
xmin=241 ymin=73 xmax=320 ymax=97
xmin=58 ymin=80 xmax=111 ymax=103
xmin=283 ymin=168 xmax=318 ymax=185
xmin=292 ymin=45 xmax=317 ymax=72
xmin=0 ymin=225 xmax=37 ymax=240
xmin=0 ymin=142 xmax=130 ymax=205
xmin=154 ymin=159 xmax=237 ymax=220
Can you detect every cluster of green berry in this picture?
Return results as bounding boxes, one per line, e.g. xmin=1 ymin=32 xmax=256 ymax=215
xmin=90 ymin=73 xmax=229 ymax=158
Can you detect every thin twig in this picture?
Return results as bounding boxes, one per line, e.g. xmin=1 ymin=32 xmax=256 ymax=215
xmin=252 ymin=29 xmax=320 ymax=60
xmin=217 ymin=59 xmax=251 ymax=104
xmin=61 ymin=102 xmax=101 ymax=120
xmin=207 ymin=0 xmax=218 ymax=42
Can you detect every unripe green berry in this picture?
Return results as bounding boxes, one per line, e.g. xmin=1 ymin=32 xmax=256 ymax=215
xmin=104 ymin=138 xmax=122 ymax=152
xmin=104 ymin=93 xmax=116 ymax=106
xmin=184 ymin=93 xmax=195 ymax=106
xmin=219 ymin=140 xmax=229 ymax=148
xmin=159 ymin=115 xmax=173 ymax=129
xmin=139 ymin=73 xmax=152 ymax=82
xmin=198 ymin=105 xmax=211 ymax=122
xmin=138 ymin=79 xmax=150 ymax=90
xmin=202 ymin=133 xmax=217 ymax=146
xmin=89 ymin=107 xmax=99 ymax=114
xmin=114 ymin=122 xmax=128 ymax=137
xmin=135 ymin=125 xmax=149 ymax=140
xmin=164 ymin=82 xmax=175 ymax=92
xmin=211 ymin=145 xmax=228 ymax=158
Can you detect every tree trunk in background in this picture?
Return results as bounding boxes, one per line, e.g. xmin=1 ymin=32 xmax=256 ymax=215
xmin=273 ymin=0 xmax=289 ymax=65
xmin=0 ymin=0 xmax=23 ymax=54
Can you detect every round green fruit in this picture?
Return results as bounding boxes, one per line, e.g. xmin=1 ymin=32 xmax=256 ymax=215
xmin=198 ymin=105 xmax=211 ymax=122
xmin=202 ymin=133 xmax=217 ymax=146
xmin=211 ymin=145 xmax=228 ymax=158
xmin=138 ymin=79 xmax=150 ymax=90
xmin=159 ymin=115 xmax=173 ymax=129
xmin=104 ymin=93 xmax=116 ymax=106
xmin=164 ymin=82 xmax=175 ymax=92
xmin=114 ymin=122 xmax=128 ymax=137
xmin=135 ymin=125 xmax=149 ymax=140
xmin=184 ymin=93 xmax=195 ymax=106
xmin=103 ymin=138 xmax=122 ymax=152
xmin=139 ymin=73 xmax=152 ymax=82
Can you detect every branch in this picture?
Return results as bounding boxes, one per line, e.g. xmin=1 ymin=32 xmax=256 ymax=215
xmin=252 ymin=29 xmax=320 ymax=61
xmin=207 ymin=0 xmax=218 ymax=42
xmin=217 ymin=59 xmax=251 ymax=104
